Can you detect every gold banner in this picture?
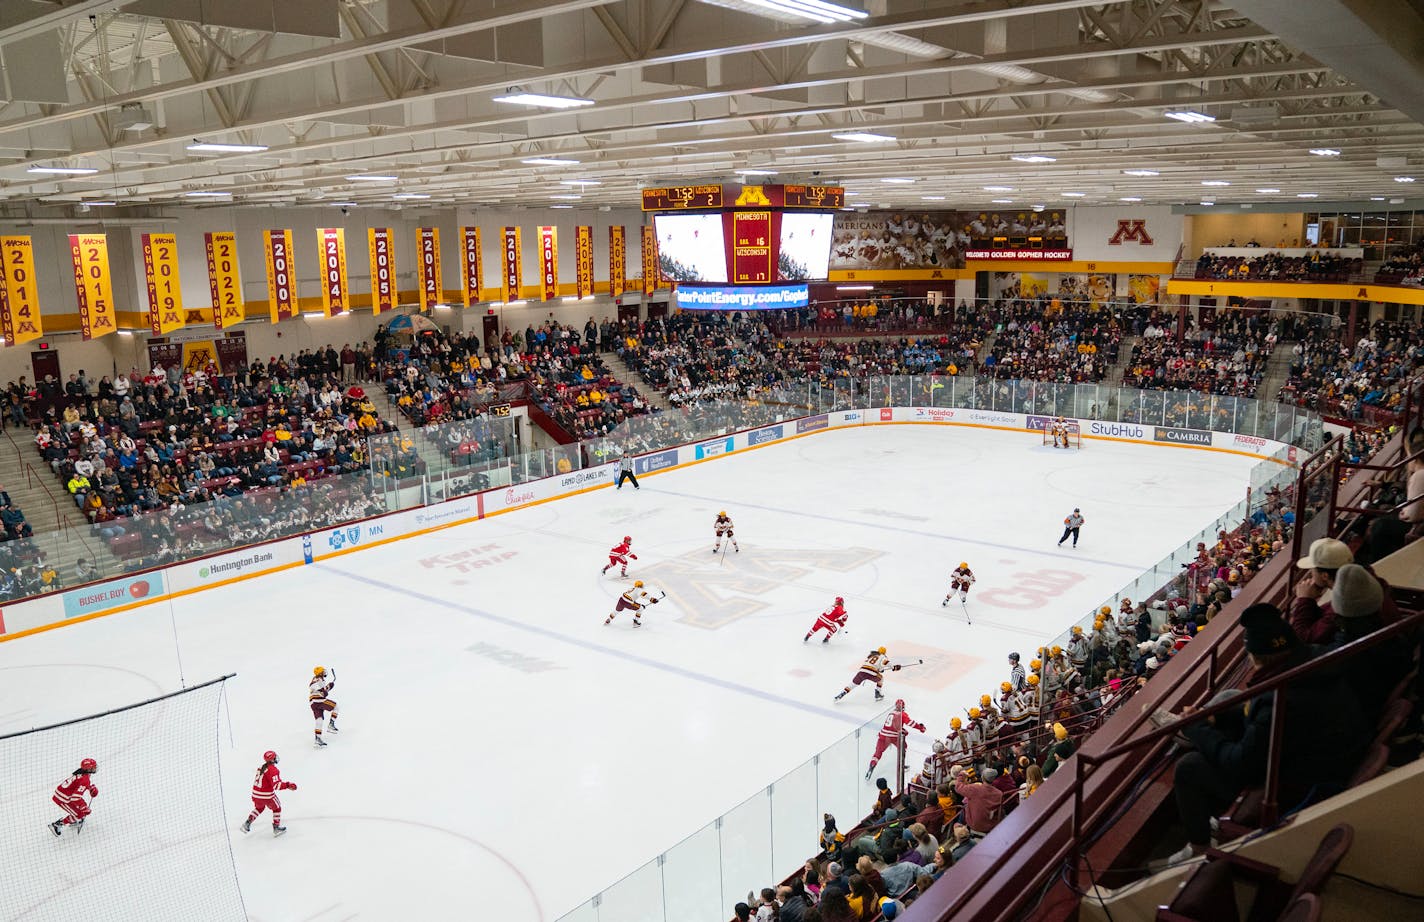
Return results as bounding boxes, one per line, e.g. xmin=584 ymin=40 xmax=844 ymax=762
xmin=0 ymin=236 xmax=42 ymax=345
xmin=368 ymin=227 xmax=396 ymax=315
xmin=317 ymin=227 xmax=351 ymax=317
xmin=69 ymin=233 xmax=118 ymax=340
xmin=263 ymin=229 xmax=296 ymax=322
xmin=538 ymin=225 xmax=559 ymax=302
xmin=460 ymin=227 xmax=482 ymax=307
xmin=609 ymin=226 xmax=626 ymax=299
xmin=142 ymin=232 xmax=185 ymax=335
xmin=416 ymin=227 xmax=442 ymax=311
xmin=575 ymin=226 xmax=593 ymax=299
xmin=205 ymin=232 xmax=244 ymax=330
xmin=502 ymin=226 xmax=522 ymax=303
xmin=641 ymin=225 xmax=658 ymax=297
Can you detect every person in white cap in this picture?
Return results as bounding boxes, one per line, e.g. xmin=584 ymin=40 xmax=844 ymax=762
xmin=1289 ymin=537 xmax=1354 ymax=644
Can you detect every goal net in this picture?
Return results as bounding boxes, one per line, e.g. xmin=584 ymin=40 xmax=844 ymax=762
xmin=0 ymin=675 xmax=246 ymax=922
xmin=1042 ymin=423 xmax=1083 ymax=449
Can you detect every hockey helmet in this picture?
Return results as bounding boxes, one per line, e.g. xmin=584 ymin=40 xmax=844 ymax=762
xmin=980 ymin=694 xmax=992 ymax=707
xmin=968 ymin=707 xmax=981 ymax=719
xmin=1000 ymin=682 xmax=1013 ymax=694
xmin=1071 ymin=626 xmax=1083 ymax=635
xmin=718 ymin=510 xmax=726 ymax=517
xmin=79 ymin=758 xmax=97 ymax=772
xmin=835 ymin=597 xmax=844 ymax=605
xmin=313 ymin=665 xmax=326 ymax=677
xmin=1008 ymin=652 xmax=1020 ymax=663
xmin=1099 ymin=606 xmax=1112 ymax=616
xmin=623 ymin=535 xmax=632 ymax=543
xmin=1093 ymin=619 xmax=1106 ymax=631
xmin=634 ymin=580 xmax=644 ymax=587
xmin=1026 ymin=674 xmax=1041 ymax=687
xmin=950 ymin=717 xmax=962 ymax=730
xmin=263 ymin=750 xmax=279 ymax=764
xmin=932 ymin=740 xmax=945 ymax=753
xmin=1051 ymin=645 xmax=1063 ymax=658
xmin=877 ymin=646 xmax=887 ymax=654
xmin=1030 ymin=658 xmax=1042 ymax=671
xmin=895 ymin=699 xmax=905 ymax=709
xmin=958 ymin=561 xmax=968 ymax=569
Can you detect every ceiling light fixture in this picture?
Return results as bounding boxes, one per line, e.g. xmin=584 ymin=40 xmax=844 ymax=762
xmin=1164 ymin=110 xmax=1215 ymax=123
xmin=880 ymin=178 xmax=915 ymax=184
xmin=1122 ymin=169 xmax=1159 ymax=177
xmin=1370 ymin=196 xmax=1387 ymax=201
xmin=184 ymin=191 xmax=232 ymax=197
xmin=330 ymin=201 xmax=358 ymax=207
xmin=921 ymin=195 xmax=946 ymax=201
xmin=1060 ymin=192 xmax=1086 ymax=198
xmin=522 ymin=157 xmax=580 ymax=166
xmin=493 ymin=92 xmax=594 ymax=109
xmin=983 ymin=185 xmax=1014 ymax=192
xmin=1256 ymin=188 xmax=1281 ymax=193
xmin=1394 ymin=176 xmax=1416 ymax=183
xmin=1120 ymin=196 xmax=1142 ymax=202
xmin=1296 ymin=192 xmax=1319 ymax=198
xmin=1202 ymin=180 xmax=1230 ymax=187
xmin=990 ymin=198 xmax=1013 ymax=204
xmin=743 ymin=0 xmax=869 ymax=24
xmin=1309 ymin=148 xmax=1341 ymax=157
xmin=551 ymin=194 xmax=582 ymax=200
xmin=1200 ymin=201 xmax=1215 ymax=206
xmin=831 ymin=132 xmax=895 ymax=143
xmin=393 ymin=193 xmax=431 ymax=200
xmin=27 ymin=166 xmax=98 ymax=175
xmin=83 ymin=201 xmax=116 ymax=206
xmin=735 ymin=168 xmax=779 ymax=176
xmin=346 ymin=174 xmax=398 ymax=182
xmin=187 ymin=141 xmax=269 ymax=153
xmin=1010 ymin=154 xmax=1056 ymax=163
xmin=561 ymin=180 xmax=602 ymax=186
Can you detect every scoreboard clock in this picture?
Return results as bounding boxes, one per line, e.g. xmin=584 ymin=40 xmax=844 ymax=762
xmin=782 ymin=185 xmax=845 ymax=208
xmin=641 ymin=185 xmax=724 ymax=211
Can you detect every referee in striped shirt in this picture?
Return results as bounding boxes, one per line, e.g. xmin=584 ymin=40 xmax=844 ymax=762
xmin=1008 ymin=652 xmax=1026 ymax=692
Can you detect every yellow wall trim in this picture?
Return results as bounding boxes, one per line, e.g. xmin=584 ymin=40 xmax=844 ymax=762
xmin=1167 ymin=278 xmax=1424 ymax=306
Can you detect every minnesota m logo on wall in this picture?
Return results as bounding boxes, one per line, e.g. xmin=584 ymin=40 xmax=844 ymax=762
xmin=1108 ymin=219 xmax=1154 ymax=246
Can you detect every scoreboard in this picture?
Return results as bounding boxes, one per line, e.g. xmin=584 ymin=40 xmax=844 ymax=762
xmin=641 ymin=185 xmax=724 ymax=212
xmin=641 ymin=183 xmax=844 ymax=211
xmin=731 ymin=211 xmax=772 ymax=283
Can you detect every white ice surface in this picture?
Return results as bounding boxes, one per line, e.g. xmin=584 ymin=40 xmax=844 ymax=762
xmin=0 ymin=425 xmax=1260 ymax=920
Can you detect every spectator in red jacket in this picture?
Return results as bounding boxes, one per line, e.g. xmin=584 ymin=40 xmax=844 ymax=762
xmin=953 ymin=768 xmax=1004 ymax=834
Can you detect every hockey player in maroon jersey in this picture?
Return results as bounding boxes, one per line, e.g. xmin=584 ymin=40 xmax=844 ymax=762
xmin=865 ymin=700 xmax=926 ymax=778
xmin=242 ymin=750 xmax=297 ymax=837
xmin=835 ymin=647 xmax=917 ymax=702
xmin=943 ymin=562 xmax=975 ymax=606
xmin=601 ymin=536 xmax=637 ymax=577
xmin=605 ymin=580 xmax=659 ymax=627
xmin=49 ymin=758 xmax=98 ymax=836
xmin=804 ymin=597 xmax=849 ymax=643
xmin=309 ymin=665 xmax=338 ymax=748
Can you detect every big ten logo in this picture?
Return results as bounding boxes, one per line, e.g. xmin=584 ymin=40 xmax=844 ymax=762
xmin=978 ymin=570 xmax=1085 ymax=610
xmin=645 ymin=546 xmax=886 ymax=630
xmin=420 ymin=543 xmax=517 ymax=573
xmin=881 ymin=642 xmax=980 ymax=692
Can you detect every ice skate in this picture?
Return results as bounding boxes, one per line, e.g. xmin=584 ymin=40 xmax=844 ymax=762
xmin=620 ymin=569 xmax=628 ymax=577
xmin=632 ymin=618 xmax=642 ymax=627
xmin=327 ymin=719 xmax=338 ymax=733
xmin=314 ymin=734 xmax=328 ymax=748
xmin=241 ymin=818 xmax=252 ymax=834
xmin=72 ymin=819 xmax=84 ymax=835
xmin=874 ymin=689 xmax=884 ymax=701
xmin=834 ymin=690 xmax=847 ymax=701
xmin=272 ymin=824 xmax=287 ymax=837
xmin=864 ymin=765 xmax=874 ymax=779
xmin=49 ymin=820 xmax=63 ymax=837
xmin=822 ymin=636 xmax=830 ymax=644
xmin=803 ymin=633 xmax=811 ymax=642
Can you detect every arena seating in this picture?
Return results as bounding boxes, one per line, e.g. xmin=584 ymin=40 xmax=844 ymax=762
xmin=1193 ymin=251 xmax=1362 ymax=282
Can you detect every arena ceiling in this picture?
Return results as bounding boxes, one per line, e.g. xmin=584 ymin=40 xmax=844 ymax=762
xmin=0 ymin=0 xmax=1421 ymax=215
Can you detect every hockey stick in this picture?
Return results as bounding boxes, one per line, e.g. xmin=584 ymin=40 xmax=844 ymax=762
xmin=961 ymin=599 xmax=972 ymax=626
xmin=718 ymin=540 xmax=727 ymax=568
xmin=894 ymin=658 xmax=927 ymax=669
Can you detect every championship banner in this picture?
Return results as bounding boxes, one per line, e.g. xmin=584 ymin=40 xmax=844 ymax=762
xmin=416 ymin=227 xmax=442 ymax=311
xmin=538 ymin=225 xmax=559 ymax=302
xmin=141 ymin=232 xmax=185 ymax=335
xmin=609 ymin=225 xmax=626 ymax=299
xmin=317 ymin=227 xmax=350 ymax=317
xmin=69 ymin=233 xmax=118 ymax=340
xmin=262 ymin=229 xmax=296 ymax=322
xmin=459 ymin=226 xmax=482 ymax=307
xmin=367 ymin=227 xmax=396 ymax=316
xmin=575 ymin=225 xmax=593 ymax=299
xmin=0 ymin=236 xmax=42 ymax=345
xmin=501 ymin=226 xmax=522 ymax=302
xmin=204 ymin=232 xmax=244 ymax=330
xmin=641 ymin=225 xmax=658 ymax=297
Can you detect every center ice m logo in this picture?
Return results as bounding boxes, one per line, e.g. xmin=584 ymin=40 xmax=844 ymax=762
xmin=640 ymin=546 xmax=886 ymax=630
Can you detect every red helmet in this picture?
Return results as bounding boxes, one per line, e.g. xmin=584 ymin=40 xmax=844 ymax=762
xmin=79 ymin=758 xmax=97 ymax=772
xmin=895 ymin=699 xmax=905 ymax=709
xmin=623 ymin=536 xmax=632 ymax=543
xmin=263 ymin=750 xmax=279 ymax=764
xmin=835 ymin=596 xmax=844 ymax=605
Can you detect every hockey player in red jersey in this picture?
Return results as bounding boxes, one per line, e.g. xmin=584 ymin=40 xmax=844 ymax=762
xmin=49 ymin=758 xmax=98 ymax=836
xmin=601 ymin=536 xmax=637 ymax=577
xmin=865 ymin=700 xmax=926 ymax=778
xmin=943 ymin=562 xmax=975 ymax=606
xmin=804 ymin=597 xmax=849 ymax=643
xmin=309 ymin=665 xmax=338 ymax=748
xmin=242 ymin=750 xmax=297 ymax=836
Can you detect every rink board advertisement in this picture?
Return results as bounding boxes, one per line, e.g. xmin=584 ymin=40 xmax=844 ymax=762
xmin=0 ymin=408 xmax=1296 ymax=641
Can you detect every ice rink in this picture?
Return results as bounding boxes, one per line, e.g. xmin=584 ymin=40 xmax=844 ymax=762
xmin=0 ymin=424 xmax=1263 ymax=920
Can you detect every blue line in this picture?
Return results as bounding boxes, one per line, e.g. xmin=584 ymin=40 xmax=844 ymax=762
xmin=647 ymin=486 xmax=1153 ymax=571
xmin=320 ymin=563 xmax=867 ymax=727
